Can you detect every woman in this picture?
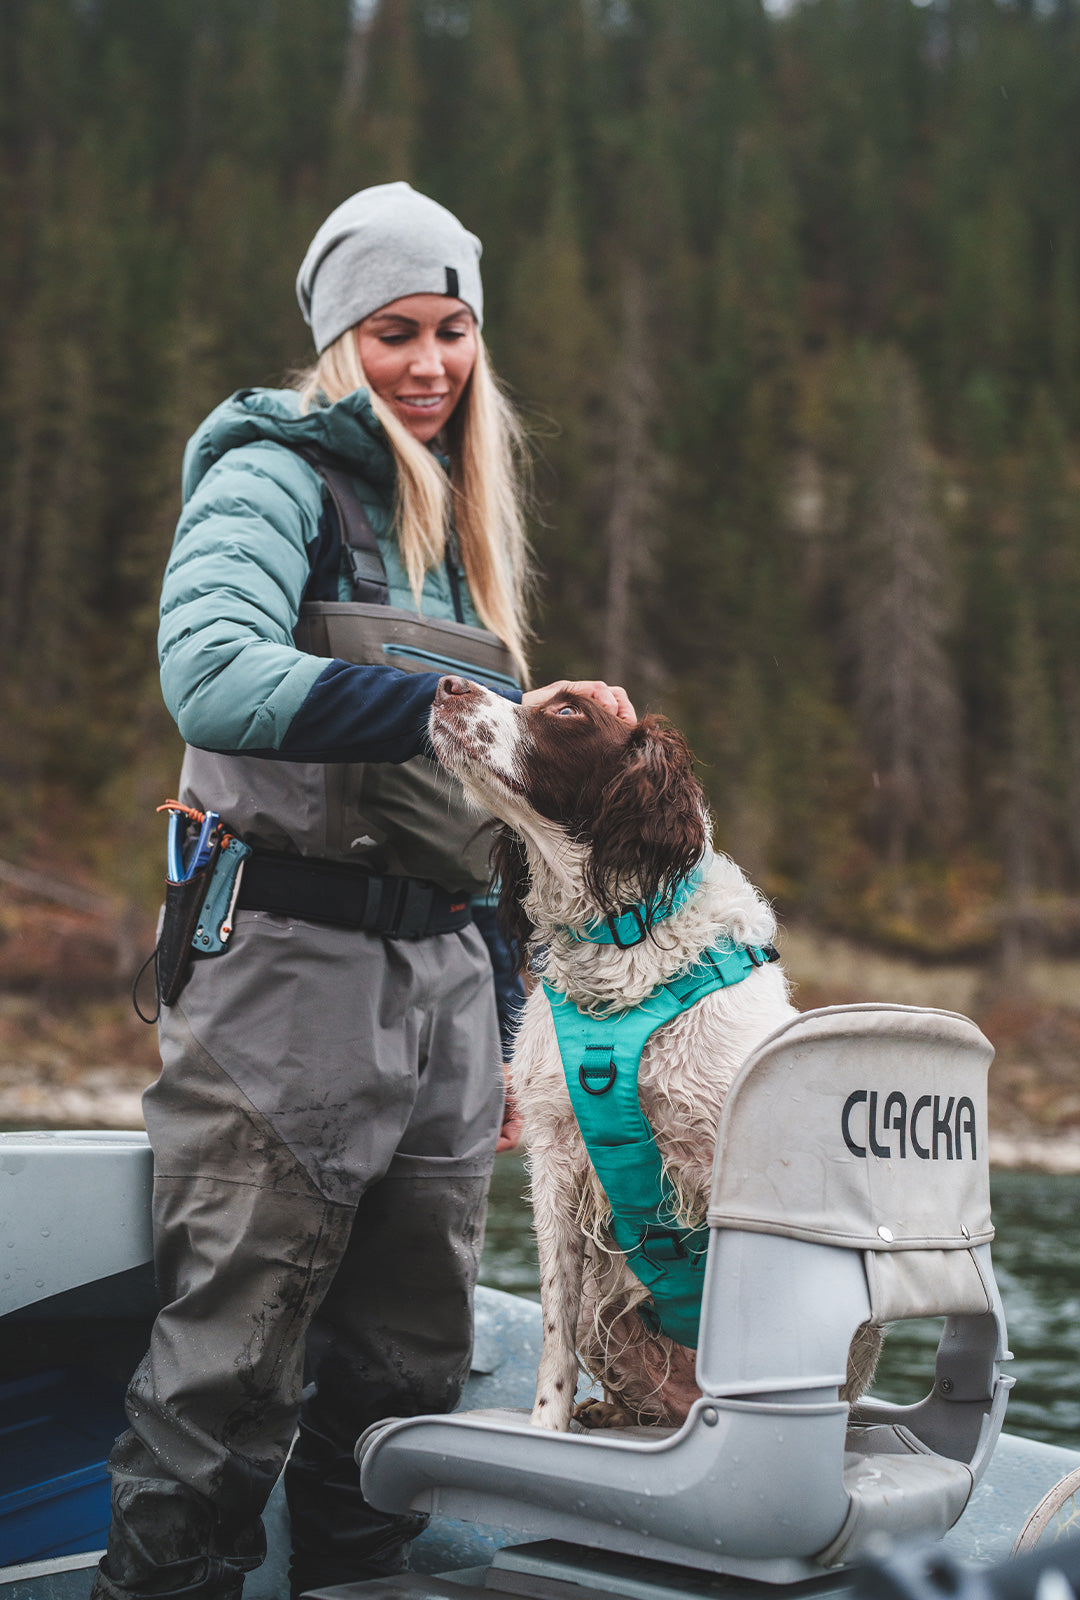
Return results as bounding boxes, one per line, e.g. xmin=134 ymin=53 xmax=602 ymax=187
xmin=93 ymin=182 xmax=634 ymax=1600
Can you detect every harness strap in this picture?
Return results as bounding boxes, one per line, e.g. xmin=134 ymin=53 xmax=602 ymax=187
xmin=543 ymin=939 xmax=778 ymax=1347
xmin=566 ymin=860 xmax=707 ymax=947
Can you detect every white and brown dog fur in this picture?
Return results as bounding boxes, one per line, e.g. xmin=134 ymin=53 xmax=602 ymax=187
xmin=430 ymin=676 xmax=879 ymax=1432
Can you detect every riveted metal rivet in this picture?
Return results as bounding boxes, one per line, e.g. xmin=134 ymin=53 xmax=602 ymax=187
xmin=877 ymin=1225 xmax=894 ymax=1243
xmin=961 ymin=1224 xmax=970 ymax=1240
xmin=940 ymin=1377 xmax=954 ymax=1394
xmin=702 ymin=1408 xmax=719 ymax=1427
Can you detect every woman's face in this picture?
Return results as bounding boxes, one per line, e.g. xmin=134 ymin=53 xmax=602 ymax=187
xmin=355 ymin=294 xmax=478 ymax=443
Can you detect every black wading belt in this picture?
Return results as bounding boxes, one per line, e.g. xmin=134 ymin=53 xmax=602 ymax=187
xmin=235 ymin=852 xmax=472 ymax=939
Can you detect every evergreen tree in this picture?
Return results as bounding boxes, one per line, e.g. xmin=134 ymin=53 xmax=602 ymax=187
xmin=842 ymin=347 xmax=963 ymax=867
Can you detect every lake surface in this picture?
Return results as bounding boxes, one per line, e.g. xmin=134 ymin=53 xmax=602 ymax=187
xmin=479 ymin=1159 xmax=1080 ymax=1450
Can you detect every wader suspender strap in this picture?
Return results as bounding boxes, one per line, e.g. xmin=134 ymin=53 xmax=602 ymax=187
xmin=543 ymin=941 xmax=777 ymax=1348
xmin=281 ymin=443 xmax=391 ymax=605
xmin=312 ymin=462 xmax=391 ymax=606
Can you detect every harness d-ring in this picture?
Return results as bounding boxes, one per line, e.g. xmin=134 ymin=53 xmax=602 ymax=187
xmin=578 ymin=1045 xmax=617 ymax=1095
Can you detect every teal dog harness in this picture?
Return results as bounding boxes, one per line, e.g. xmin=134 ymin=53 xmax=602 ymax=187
xmin=543 ymin=880 xmax=778 ymax=1348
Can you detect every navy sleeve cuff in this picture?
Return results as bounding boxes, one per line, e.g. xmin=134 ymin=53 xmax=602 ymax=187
xmin=234 ymin=661 xmax=521 ymax=766
xmin=278 ymin=659 xmax=441 ymax=763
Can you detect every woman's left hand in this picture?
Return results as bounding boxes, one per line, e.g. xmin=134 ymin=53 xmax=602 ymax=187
xmin=522 ymin=679 xmax=637 ymax=724
xmin=497 ymin=1062 xmax=524 ymax=1154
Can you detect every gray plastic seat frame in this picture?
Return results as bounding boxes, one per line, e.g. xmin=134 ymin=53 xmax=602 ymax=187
xmin=357 ymin=1004 xmax=1012 ymax=1582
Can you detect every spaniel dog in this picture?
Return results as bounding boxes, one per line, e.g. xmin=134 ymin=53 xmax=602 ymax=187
xmin=430 ymin=677 xmax=877 ymax=1432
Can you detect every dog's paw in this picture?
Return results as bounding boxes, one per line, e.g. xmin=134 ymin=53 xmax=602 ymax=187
xmin=572 ymin=1398 xmax=636 ymax=1430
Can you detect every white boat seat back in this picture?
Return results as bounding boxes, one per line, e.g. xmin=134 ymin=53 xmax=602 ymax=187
xmin=698 ymin=1003 xmax=1009 ymax=1563
xmin=708 ymin=1003 xmax=992 ymax=1260
xmin=357 ymin=1004 xmax=1010 ymax=1580
xmin=702 ymin=1002 xmax=997 ymax=1398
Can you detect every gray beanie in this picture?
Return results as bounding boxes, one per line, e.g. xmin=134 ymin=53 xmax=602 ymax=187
xmin=296 ymin=182 xmax=484 ymax=353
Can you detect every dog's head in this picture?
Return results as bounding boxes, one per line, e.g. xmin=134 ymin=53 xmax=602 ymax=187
xmin=429 ymin=678 xmax=707 ymax=948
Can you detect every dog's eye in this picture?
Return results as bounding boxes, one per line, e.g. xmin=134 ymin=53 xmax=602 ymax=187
xmin=553 ymin=705 xmax=583 ymax=717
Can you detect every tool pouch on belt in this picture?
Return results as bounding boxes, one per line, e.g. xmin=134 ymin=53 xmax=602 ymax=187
xmin=156 ymin=843 xmax=222 ymax=1007
xmin=134 ymin=818 xmax=253 ymax=1021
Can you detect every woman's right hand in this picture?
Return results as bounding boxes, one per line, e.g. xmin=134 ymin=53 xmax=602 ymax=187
xmin=522 ymin=680 xmax=636 ymax=724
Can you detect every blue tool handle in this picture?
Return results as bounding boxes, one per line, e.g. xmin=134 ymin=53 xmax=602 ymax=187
xmin=167 ymin=811 xmax=185 ymax=883
xmin=189 ymin=810 xmax=220 ymax=876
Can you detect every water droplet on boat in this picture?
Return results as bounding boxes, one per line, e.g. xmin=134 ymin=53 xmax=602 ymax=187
xmin=34 ymin=1279 xmax=44 ymax=1287
xmin=40 ymin=1227 xmax=50 ymax=1237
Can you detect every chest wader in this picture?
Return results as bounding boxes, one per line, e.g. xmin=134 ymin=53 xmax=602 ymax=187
xmin=545 ymin=938 xmax=778 ymax=1348
xmin=180 ymin=456 xmax=520 ymax=908
xmin=94 ymin=461 xmax=514 ymax=1600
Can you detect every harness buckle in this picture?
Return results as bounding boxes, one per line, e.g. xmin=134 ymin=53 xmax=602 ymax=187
xmin=635 ymin=1226 xmax=689 ymax=1266
xmin=578 ymin=1046 xmax=617 ymax=1095
xmin=606 ymin=905 xmax=649 ymax=948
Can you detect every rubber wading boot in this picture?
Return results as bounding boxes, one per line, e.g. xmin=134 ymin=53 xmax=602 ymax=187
xmin=288 ymin=1508 xmax=429 ymax=1600
xmin=89 ymin=1556 xmax=246 ymax=1600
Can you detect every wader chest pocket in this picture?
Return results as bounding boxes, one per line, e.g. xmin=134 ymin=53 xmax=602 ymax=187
xmin=380 ymin=643 xmax=519 ymax=695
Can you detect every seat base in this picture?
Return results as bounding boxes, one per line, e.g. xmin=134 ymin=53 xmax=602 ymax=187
xmin=358 ymin=1396 xmax=857 ymax=1582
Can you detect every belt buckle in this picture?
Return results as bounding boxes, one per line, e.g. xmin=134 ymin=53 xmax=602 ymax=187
xmin=392 ymin=878 xmax=435 ymax=939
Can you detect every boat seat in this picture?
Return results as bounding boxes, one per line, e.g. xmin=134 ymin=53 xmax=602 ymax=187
xmin=0 ymin=1130 xmax=153 ymax=1318
xmin=357 ymin=1003 xmax=1012 ymax=1582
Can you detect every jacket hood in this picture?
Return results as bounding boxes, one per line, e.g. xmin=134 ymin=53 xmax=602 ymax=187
xmin=181 ymin=386 xmax=394 ymax=504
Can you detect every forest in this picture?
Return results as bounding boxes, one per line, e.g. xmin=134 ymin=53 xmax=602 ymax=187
xmin=2 ymin=0 xmax=1079 ymax=980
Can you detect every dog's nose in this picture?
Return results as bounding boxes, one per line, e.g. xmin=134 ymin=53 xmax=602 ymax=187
xmin=435 ymin=675 xmax=474 ymax=703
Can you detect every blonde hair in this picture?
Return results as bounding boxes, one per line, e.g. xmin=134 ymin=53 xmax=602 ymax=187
xmin=293 ymin=328 xmax=532 ymax=683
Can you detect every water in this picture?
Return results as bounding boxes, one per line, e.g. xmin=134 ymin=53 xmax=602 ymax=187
xmin=479 ymin=1159 xmax=1080 ymax=1450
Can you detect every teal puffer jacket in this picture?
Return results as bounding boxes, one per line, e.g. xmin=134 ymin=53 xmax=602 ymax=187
xmin=160 ymin=386 xmax=485 ymax=760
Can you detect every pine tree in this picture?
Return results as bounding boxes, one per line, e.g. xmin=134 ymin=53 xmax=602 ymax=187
xmin=843 ymin=347 xmax=963 ymax=868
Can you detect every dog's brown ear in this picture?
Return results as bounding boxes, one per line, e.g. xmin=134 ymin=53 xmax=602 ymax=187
xmin=491 ymin=823 xmax=533 ymax=958
xmin=584 ymin=715 xmax=707 ymax=920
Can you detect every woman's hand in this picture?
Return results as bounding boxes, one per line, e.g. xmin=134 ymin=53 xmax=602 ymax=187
xmin=521 ymin=679 xmax=636 ymax=724
xmin=497 ymin=1062 xmax=525 ymax=1154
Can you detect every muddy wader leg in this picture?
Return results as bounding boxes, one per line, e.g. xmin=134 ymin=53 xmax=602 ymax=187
xmin=91 ymin=1027 xmax=357 ymax=1600
xmin=285 ymin=1158 xmax=491 ymax=1598
xmin=283 ymin=926 xmax=503 ymax=1598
